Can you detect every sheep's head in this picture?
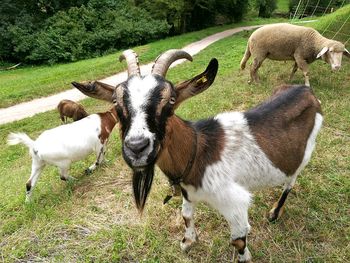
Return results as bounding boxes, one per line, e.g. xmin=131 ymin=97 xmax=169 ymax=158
xmin=316 ymin=40 xmax=350 ymax=71
xmin=72 ymin=49 xmax=218 ymax=212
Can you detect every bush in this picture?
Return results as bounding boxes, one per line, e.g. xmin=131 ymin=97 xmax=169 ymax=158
xmin=255 ymin=0 xmax=277 ymax=18
xmin=2 ymin=0 xmax=169 ymax=64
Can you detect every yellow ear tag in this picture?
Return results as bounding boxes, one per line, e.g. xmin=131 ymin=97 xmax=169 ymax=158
xmin=196 ymin=76 xmax=207 ymax=84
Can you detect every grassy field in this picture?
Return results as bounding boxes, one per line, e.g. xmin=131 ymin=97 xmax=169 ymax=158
xmin=0 ymin=18 xmax=286 ymax=109
xmin=1 ymin=9 xmax=350 ymax=263
xmin=312 ymin=4 xmax=350 ymax=42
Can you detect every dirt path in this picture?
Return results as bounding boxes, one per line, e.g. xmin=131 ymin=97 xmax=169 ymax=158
xmin=0 ymin=25 xmax=260 ymax=125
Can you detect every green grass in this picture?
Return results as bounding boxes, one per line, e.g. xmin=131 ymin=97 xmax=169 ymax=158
xmin=1 ymin=17 xmax=349 ymax=262
xmin=312 ymin=4 xmax=350 ymax=43
xmin=0 ymin=17 xmax=285 ymax=109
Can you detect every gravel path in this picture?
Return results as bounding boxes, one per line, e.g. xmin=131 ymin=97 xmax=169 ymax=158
xmin=0 ymin=25 xmax=260 ymax=125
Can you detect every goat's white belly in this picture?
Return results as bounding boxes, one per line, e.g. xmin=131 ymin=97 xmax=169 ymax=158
xmin=207 ymin=112 xmax=288 ymax=191
xmin=201 ymin=144 xmax=287 ymax=194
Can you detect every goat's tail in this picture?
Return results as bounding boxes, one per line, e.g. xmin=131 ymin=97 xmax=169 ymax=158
xmin=7 ymin=132 xmax=34 ymax=149
xmin=240 ymin=44 xmax=251 ymax=70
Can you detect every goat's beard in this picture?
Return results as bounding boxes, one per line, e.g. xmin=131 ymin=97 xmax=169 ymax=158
xmin=132 ymin=165 xmax=155 ymax=213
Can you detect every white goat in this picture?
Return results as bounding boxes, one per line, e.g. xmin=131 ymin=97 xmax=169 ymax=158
xmin=7 ymin=108 xmax=118 ymax=202
xmin=72 ymin=49 xmax=323 ymax=262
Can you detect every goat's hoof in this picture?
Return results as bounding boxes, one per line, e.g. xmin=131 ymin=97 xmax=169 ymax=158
xmin=85 ymin=168 xmax=92 ymax=175
xmin=268 ymin=206 xmax=284 ymax=222
xmin=66 ymin=176 xmax=76 ymax=181
xmin=180 ymin=237 xmax=197 ymax=253
xmin=236 ymin=248 xmax=253 ymax=263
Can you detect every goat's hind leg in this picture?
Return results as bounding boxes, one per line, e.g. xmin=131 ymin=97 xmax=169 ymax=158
xmin=180 ymin=197 xmax=198 ymax=252
xmin=26 ymin=159 xmax=45 ymax=203
xmin=268 ymin=174 xmax=298 ymax=222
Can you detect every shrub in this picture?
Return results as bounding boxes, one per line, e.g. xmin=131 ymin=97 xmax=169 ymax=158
xmin=2 ymin=0 xmax=169 ymax=64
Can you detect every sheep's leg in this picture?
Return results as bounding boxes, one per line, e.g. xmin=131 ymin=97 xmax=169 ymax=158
xmin=249 ymin=56 xmax=265 ymax=83
xmin=180 ymin=197 xmax=198 ymax=252
xmin=289 ymin=62 xmax=298 ymax=81
xmin=268 ymin=173 xmax=298 ymax=222
xmin=25 ymin=159 xmax=44 ymax=203
xmin=210 ymin=186 xmax=252 ymax=262
xmin=295 ymin=56 xmax=310 ymax=86
xmin=86 ymin=143 xmax=106 ymax=174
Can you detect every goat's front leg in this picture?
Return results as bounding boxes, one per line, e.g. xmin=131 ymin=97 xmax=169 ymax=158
xmin=212 ymin=186 xmax=252 ymax=263
xmin=180 ymin=197 xmax=198 ymax=252
xmin=59 ymin=164 xmax=75 ymax=181
xmin=86 ymin=143 xmax=106 ymax=174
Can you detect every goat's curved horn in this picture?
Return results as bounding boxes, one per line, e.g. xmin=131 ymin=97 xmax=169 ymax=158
xmin=152 ymin=49 xmax=193 ymax=77
xmin=119 ymin=49 xmax=140 ymax=77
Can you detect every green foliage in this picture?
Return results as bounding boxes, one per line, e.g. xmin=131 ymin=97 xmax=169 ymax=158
xmin=255 ymin=0 xmax=277 ymax=18
xmin=23 ymin=2 xmax=169 ymax=64
xmin=0 ymin=0 xmax=169 ymax=64
xmin=139 ymin=0 xmax=249 ymax=34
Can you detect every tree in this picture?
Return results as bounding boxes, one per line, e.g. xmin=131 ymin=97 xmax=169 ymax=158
xmin=255 ymin=0 xmax=277 ymax=18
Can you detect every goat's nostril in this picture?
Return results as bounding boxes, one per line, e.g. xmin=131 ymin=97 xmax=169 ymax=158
xmin=125 ymin=137 xmax=150 ymax=155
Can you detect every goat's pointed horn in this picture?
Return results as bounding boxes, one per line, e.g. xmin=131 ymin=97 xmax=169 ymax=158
xmin=119 ymin=49 xmax=140 ymax=77
xmin=152 ymin=49 xmax=193 ymax=77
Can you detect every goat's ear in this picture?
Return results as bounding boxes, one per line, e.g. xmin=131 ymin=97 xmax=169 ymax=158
xmin=174 ymin=58 xmax=218 ymax=107
xmin=316 ymin=47 xmax=328 ymax=59
xmin=344 ymin=48 xmax=350 ymax=58
xmin=72 ymin=81 xmax=115 ymax=102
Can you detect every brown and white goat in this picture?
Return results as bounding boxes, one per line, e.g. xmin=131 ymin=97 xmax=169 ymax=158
xmin=57 ymin=99 xmax=88 ymax=123
xmin=8 ymin=108 xmax=118 ymax=202
xmin=72 ymin=49 xmax=323 ymax=262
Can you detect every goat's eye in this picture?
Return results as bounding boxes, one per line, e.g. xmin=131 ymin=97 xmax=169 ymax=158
xmin=112 ymin=99 xmax=117 ymax=104
xmin=169 ymin=97 xmax=176 ymax=105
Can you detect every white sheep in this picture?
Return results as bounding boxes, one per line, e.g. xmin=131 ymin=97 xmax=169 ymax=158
xmin=240 ymin=23 xmax=350 ymax=86
xmin=7 ymin=108 xmax=118 ymax=202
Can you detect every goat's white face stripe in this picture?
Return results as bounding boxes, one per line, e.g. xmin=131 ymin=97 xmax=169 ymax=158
xmin=128 ymin=75 xmax=157 ymax=109
xmin=125 ymin=75 xmax=158 ymax=154
xmin=126 ymin=75 xmax=157 ymax=138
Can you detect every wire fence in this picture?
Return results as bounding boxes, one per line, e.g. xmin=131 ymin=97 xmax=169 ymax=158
xmin=289 ymin=0 xmax=350 ymax=44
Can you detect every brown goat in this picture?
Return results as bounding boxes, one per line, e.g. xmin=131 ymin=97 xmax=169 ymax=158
xmin=57 ymin=99 xmax=88 ymax=123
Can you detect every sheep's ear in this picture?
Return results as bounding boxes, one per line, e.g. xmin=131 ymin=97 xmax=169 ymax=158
xmin=72 ymin=81 xmax=115 ymax=102
xmin=316 ymin=47 xmax=328 ymax=59
xmin=344 ymin=48 xmax=350 ymax=58
xmin=174 ymin=58 xmax=218 ymax=108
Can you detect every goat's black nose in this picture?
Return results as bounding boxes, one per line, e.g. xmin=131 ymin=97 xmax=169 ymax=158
xmin=125 ymin=137 xmax=150 ymax=155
